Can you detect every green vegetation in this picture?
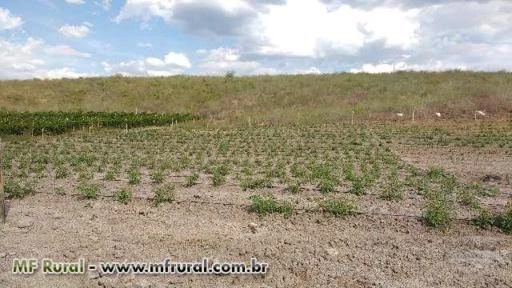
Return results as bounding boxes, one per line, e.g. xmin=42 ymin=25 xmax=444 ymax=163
xmin=0 ymin=111 xmax=199 ymax=135
xmin=1 ymin=72 xmax=511 ymax=125
xmin=4 ymin=181 xmax=35 ymax=199
xmin=77 ymin=183 xmax=98 ymax=199
xmin=153 ymin=184 xmax=175 ymax=206
xmin=472 ymin=201 xmax=512 ymax=234
xmin=319 ymin=199 xmax=357 ymax=218
xmin=114 ymin=188 xmax=132 ymax=204
xmin=249 ymin=194 xmax=294 ymax=218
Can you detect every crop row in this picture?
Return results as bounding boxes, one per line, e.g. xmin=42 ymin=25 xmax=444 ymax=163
xmin=0 ymin=111 xmax=200 ymax=135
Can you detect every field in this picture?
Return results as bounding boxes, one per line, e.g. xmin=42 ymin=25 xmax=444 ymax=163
xmin=1 ymin=72 xmax=512 ymax=287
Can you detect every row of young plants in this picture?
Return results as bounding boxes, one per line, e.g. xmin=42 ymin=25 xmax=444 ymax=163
xmin=0 ymin=111 xmax=200 ymax=135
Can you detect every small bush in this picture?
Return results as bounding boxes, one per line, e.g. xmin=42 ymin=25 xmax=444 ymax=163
xmin=4 ymin=181 xmax=35 ymax=199
xmin=249 ymin=194 xmax=294 ymax=218
xmin=153 ymin=184 xmax=175 ymax=206
xmin=319 ymin=199 xmax=357 ymax=218
xmin=212 ymin=171 xmax=226 ymax=187
xmin=472 ymin=208 xmax=495 ymax=229
xmin=423 ymin=197 xmax=453 ymax=228
xmin=114 ymin=188 xmax=132 ymax=204
xmin=77 ymin=183 xmax=98 ymax=199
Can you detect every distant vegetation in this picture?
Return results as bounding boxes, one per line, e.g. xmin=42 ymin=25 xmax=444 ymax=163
xmin=1 ymin=71 xmax=511 ymax=125
xmin=0 ymin=111 xmax=199 ymax=135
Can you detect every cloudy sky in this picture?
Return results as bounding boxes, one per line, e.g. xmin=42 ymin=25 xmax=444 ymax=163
xmin=0 ymin=0 xmax=511 ymax=79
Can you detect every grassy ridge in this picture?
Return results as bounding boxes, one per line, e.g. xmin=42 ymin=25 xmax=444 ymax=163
xmin=0 ymin=111 xmax=199 ymax=135
xmin=1 ymin=71 xmax=511 ymax=124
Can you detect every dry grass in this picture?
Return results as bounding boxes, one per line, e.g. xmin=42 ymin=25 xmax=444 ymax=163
xmin=1 ymin=71 xmax=511 ymax=125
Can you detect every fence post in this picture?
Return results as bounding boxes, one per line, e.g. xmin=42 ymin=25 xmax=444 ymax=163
xmin=0 ymin=139 xmax=5 ymax=223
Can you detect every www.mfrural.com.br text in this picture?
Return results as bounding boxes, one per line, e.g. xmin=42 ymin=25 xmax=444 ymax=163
xmin=11 ymin=258 xmax=268 ymax=275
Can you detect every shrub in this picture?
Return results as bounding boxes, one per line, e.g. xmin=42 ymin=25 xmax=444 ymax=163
xmin=423 ymin=197 xmax=453 ymax=228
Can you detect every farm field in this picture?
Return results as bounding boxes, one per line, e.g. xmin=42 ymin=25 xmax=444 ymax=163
xmin=1 ymin=113 xmax=512 ymax=287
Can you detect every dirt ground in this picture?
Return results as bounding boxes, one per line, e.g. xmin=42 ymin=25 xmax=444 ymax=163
xmin=1 ymin=189 xmax=512 ymax=288
xmin=1 ymin=139 xmax=512 ymax=287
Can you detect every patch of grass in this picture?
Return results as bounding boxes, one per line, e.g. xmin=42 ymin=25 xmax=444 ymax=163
xmin=77 ymin=183 xmax=98 ymax=199
xmin=249 ymin=194 xmax=294 ymax=218
xmin=319 ymin=199 xmax=357 ymax=218
xmin=128 ymin=169 xmax=141 ymax=185
xmin=185 ymin=173 xmax=199 ymax=187
xmin=114 ymin=188 xmax=132 ymax=204
xmin=471 ymin=208 xmax=495 ymax=229
xmin=285 ymin=182 xmax=302 ymax=194
xmin=423 ymin=196 xmax=453 ymax=228
xmin=153 ymin=184 xmax=175 ymax=206
xmin=4 ymin=180 xmax=35 ymax=199
xmin=150 ymin=170 xmax=165 ymax=184
xmin=241 ymin=177 xmax=272 ymax=191
xmin=318 ymin=179 xmax=335 ymax=194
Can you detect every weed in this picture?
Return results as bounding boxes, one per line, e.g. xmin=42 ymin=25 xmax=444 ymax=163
xmin=319 ymin=199 xmax=357 ymax=218
xmin=77 ymin=183 xmax=98 ymax=199
xmin=241 ymin=177 xmax=272 ymax=190
xmin=285 ymin=182 xmax=302 ymax=194
xmin=114 ymin=188 xmax=132 ymax=204
xmin=4 ymin=180 xmax=35 ymax=199
xmin=249 ymin=194 xmax=294 ymax=218
xmin=153 ymin=184 xmax=175 ymax=206
xmin=423 ymin=195 xmax=453 ymax=228
xmin=151 ymin=169 xmax=165 ymax=184
xmin=128 ymin=169 xmax=141 ymax=185
xmin=185 ymin=173 xmax=199 ymax=187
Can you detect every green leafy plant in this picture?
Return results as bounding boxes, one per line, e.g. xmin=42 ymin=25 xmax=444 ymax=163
xmin=77 ymin=183 xmax=98 ymax=199
xmin=4 ymin=180 xmax=35 ymax=199
xmin=114 ymin=188 xmax=132 ymax=204
xmin=319 ymin=199 xmax=357 ymax=218
xmin=249 ymin=194 xmax=294 ymax=218
xmin=153 ymin=184 xmax=175 ymax=206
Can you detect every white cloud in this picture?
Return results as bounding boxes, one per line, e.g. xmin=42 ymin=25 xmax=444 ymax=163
xmin=34 ymin=67 xmax=94 ymax=79
xmin=252 ymin=1 xmax=419 ymax=57
xmin=199 ymin=47 xmax=261 ymax=74
xmin=0 ymin=7 xmax=23 ymax=30
xmin=0 ymin=37 xmax=94 ymax=79
xmin=103 ymin=51 xmax=191 ymax=76
xmin=44 ymin=45 xmax=91 ymax=58
xmin=65 ymin=0 xmax=85 ymax=4
xmin=164 ymin=52 xmax=191 ymax=69
xmin=58 ymin=24 xmax=91 ymax=38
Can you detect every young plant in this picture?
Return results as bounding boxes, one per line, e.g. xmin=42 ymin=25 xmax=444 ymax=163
xmin=114 ymin=188 xmax=132 ymax=204
xmin=77 ymin=183 xmax=98 ymax=200
xmin=4 ymin=180 xmax=35 ymax=199
xmin=153 ymin=184 xmax=175 ymax=206
xmin=249 ymin=194 xmax=294 ymax=218
xmin=319 ymin=199 xmax=357 ymax=218
xmin=185 ymin=173 xmax=200 ymax=187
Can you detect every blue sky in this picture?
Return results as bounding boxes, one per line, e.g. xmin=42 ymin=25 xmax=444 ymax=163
xmin=0 ymin=0 xmax=511 ymax=79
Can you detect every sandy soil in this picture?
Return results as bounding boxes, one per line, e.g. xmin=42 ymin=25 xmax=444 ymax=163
xmin=1 ymin=191 xmax=512 ymax=288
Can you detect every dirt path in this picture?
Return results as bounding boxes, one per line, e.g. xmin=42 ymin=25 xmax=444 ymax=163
xmin=1 ymin=193 xmax=511 ymax=288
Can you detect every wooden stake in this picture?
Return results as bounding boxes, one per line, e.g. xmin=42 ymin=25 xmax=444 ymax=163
xmin=412 ymin=110 xmax=415 ymax=122
xmin=0 ymin=139 xmax=6 ymax=223
xmin=351 ymin=111 xmax=354 ymax=125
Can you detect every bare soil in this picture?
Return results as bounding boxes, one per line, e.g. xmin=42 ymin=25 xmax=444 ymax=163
xmin=1 ymin=143 xmax=512 ymax=287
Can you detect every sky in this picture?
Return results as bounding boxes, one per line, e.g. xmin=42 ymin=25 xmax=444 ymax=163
xmin=0 ymin=0 xmax=511 ymax=79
